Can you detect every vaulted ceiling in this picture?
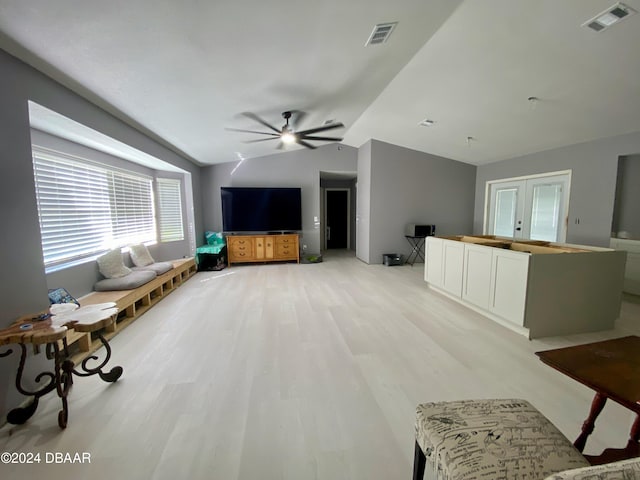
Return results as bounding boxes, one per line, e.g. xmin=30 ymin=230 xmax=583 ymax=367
xmin=2 ymin=0 xmax=640 ymax=166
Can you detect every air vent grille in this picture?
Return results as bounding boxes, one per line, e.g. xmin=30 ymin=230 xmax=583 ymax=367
xmin=583 ymin=2 xmax=636 ymax=32
xmin=365 ymin=22 xmax=397 ymax=46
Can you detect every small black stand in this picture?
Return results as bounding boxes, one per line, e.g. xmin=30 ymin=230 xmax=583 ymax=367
xmin=405 ymin=236 xmax=427 ymax=266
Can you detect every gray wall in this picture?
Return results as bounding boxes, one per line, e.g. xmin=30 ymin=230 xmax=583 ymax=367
xmin=613 ymin=155 xmax=640 ymax=239
xmin=361 ymin=140 xmax=477 ymax=264
xmin=474 ymin=131 xmax=640 ymax=247
xmin=201 ymin=143 xmax=358 ymax=254
xmin=0 ymin=48 xmax=203 ymax=421
xmin=356 ymin=141 xmax=372 ymax=263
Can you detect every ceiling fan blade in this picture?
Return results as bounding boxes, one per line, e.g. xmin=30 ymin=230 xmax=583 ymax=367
xmin=241 ymin=112 xmax=281 ymax=134
xmin=295 ymin=122 xmax=344 ymax=136
xmin=299 ymin=135 xmax=343 ymax=142
xmin=226 ymin=127 xmax=280 ymax=136
xmin=296 ymin=139 xmax=317 ymax=150
xmin=243 ymin=137 xmax=280 ymax=143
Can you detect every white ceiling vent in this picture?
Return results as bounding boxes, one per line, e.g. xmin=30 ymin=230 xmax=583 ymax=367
xmin=583 ymin=2 xmax=636 ymax=32
xmin=365 ymin=22 xmax=397 ymax=46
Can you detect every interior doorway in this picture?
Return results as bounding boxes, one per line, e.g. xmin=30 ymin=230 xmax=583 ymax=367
xmin=324 ymin=188 xmax=350 ymax=249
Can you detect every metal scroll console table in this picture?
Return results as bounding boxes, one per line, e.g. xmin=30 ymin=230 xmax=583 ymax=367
xmin=0 ymin=303 xmax=123 ymax=428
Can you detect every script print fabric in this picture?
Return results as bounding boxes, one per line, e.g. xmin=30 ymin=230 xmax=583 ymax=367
xmin=543 ymin=457 xmax=640 ymax=479
xmin=415 ymin=399 xmax=590 ymax=480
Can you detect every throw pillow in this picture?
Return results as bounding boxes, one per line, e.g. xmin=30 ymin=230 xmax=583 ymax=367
xmin=129 ymin=244 xmax=155 ymax=267
xmin=97 ymin=249 xmax=131 ymax=279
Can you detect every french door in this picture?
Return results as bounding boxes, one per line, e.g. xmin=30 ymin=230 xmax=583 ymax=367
xmin=486 ymin=172 xmax=570 ymax=242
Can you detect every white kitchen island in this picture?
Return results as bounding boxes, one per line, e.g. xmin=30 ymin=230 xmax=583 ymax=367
xmin=425 ymin=235 xmax=627 ymax=339
xmin=610 ymin=237 xmax=640 ymax=295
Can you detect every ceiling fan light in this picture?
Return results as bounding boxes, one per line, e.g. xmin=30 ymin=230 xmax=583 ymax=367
xmin=281 ymin=132 xmax=296 ymax=144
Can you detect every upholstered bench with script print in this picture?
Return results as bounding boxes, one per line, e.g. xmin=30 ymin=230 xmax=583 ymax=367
xmin=412 ymin=398 xmax=640 ymax=480
xmin=413 ymin=398 xmax=590 ymax=480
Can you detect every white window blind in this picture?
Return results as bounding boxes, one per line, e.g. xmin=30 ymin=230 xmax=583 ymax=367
xmin=32 ymin=148 xmax=156 ymax=269
xmin=157 ymin=178 xmax=184 ymax=242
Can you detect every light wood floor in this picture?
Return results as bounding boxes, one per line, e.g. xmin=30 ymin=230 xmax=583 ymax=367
xmin=1 ymin=251 xmax=639 ymax=479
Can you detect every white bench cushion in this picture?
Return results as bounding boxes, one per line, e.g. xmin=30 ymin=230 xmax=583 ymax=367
xmin=132 ymin=261 xmax=173 ymax=275
xmin=94 ymin=270 xmax=156 ymax=291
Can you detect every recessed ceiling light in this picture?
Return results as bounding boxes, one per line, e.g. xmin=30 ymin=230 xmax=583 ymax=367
xmin=583 ymin=2 xmax=636 ymax=32
xmin=419 ymin=119 xmax=435 ymax=127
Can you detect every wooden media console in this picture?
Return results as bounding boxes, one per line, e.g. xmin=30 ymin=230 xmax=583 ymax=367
xmin=226 ymin=233 xmax=299 ymax=266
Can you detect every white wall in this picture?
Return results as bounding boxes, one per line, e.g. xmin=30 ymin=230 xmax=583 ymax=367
xmin=201 ymin=144 xmax=358 ymax=253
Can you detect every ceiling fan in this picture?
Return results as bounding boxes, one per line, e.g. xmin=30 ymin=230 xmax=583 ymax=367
xmin=227 ymin=111 xmax=344 ymax=150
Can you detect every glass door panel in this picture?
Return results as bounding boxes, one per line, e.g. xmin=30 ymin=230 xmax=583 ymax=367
xmin=488 ymin=181 xmax=525 ymax=239
xmin=528 ymin=183 xmax=562 ymax=241
xmin=523 ymin=174 xmax=569 ymax=242
xmin=494 ymin=189 xmax=518 ymax=237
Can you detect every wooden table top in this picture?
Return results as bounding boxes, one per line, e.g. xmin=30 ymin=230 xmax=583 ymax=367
xmin=0 ymin=319 xmax=68 ymax=346
xmin=536 ymin=336 xmax=640 ymax=413
xmin=0 ymin=303 xmax=118 ymax=346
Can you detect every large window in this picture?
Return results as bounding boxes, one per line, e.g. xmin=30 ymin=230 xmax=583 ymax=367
xmin=32 ymin=147 xmax=156 ymax=270
xmin=157 ymin=178 xmax=184 ymax=242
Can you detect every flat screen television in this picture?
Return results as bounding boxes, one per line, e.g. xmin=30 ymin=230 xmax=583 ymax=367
xmin=221 ymin=187 xmax=302 ymax=233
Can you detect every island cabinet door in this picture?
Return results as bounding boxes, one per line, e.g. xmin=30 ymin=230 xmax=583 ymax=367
xmin=489 ymin=249 xmax=530 ymax=326
xmin=425 ymin=237 xmax=444 ymax=286
xmin=462 ymin=244 xmax=493 ymax=309
xmin=441 ymin=240 xmax=464 ymax=297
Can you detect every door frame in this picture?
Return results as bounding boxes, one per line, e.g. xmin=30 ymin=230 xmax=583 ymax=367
xmin=483 ymin=169 xmax=572 ymax=241
xmin=323 ymin=187 xmax=351 ymax=250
